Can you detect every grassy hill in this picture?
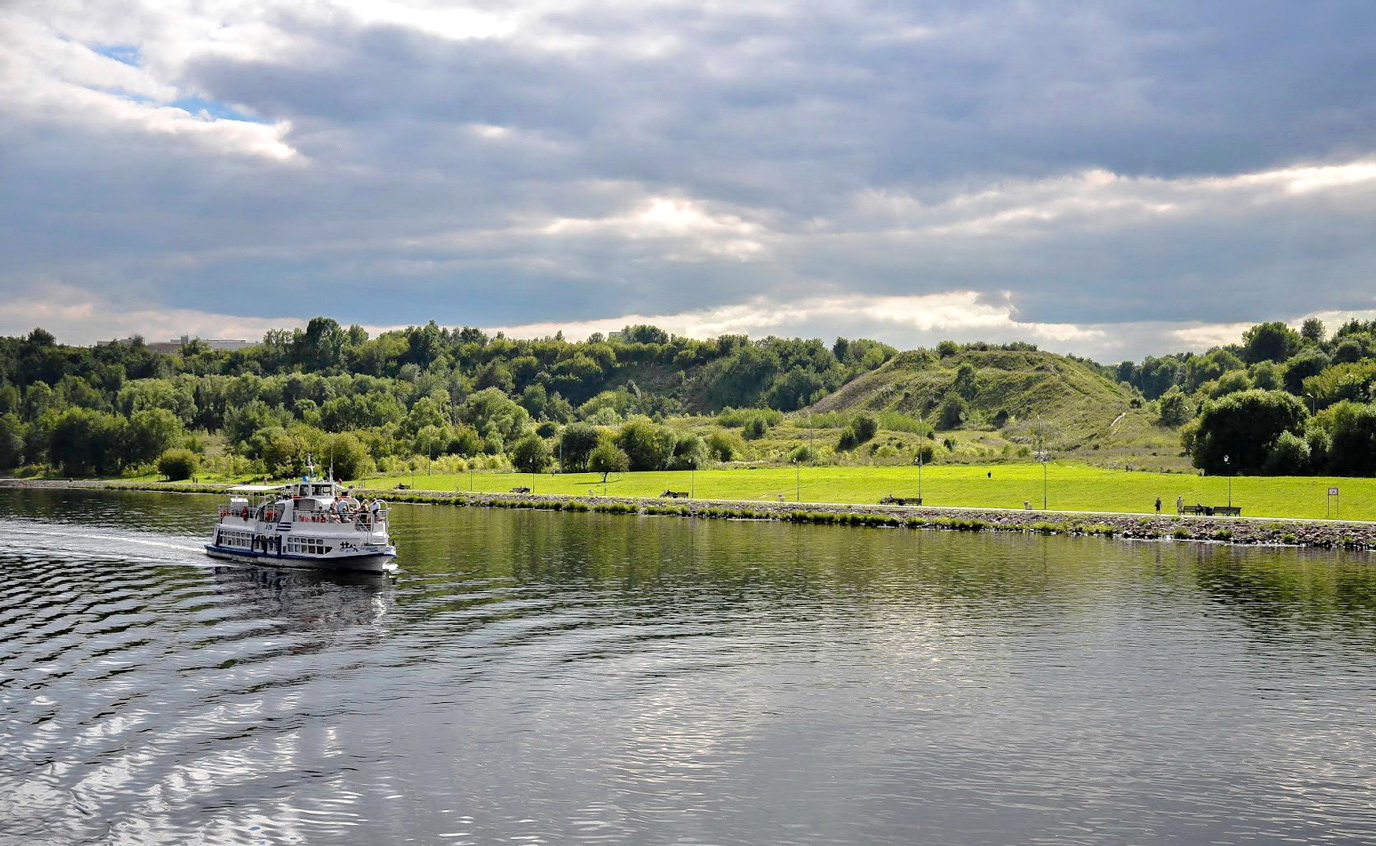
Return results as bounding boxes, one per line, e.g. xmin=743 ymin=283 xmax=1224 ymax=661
xmin=805 ymin=348 xmax=1187 ymax=470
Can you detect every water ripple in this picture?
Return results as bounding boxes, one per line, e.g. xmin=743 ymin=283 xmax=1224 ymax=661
xmin=2 ymin=491 xmax=1376 ymax=843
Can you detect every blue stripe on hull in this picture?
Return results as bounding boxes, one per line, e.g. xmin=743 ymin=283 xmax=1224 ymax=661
xmin=204 ymin=544 xmax=397 ymax=574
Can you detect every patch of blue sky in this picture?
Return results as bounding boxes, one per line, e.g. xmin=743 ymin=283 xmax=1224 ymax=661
xmin=91 ymin=44 xmax=141 ymax=66
xmin=170 ymin=97 xmax=269 ymax=124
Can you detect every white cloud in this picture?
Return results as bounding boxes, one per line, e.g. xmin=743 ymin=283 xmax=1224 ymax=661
xmin=490 ymin=291 xmax=1108 ymax=350
xmin=536 ymin=197 xmax=768 ymax=260
xmin=0 ymin=6 xmax=299 ymax=160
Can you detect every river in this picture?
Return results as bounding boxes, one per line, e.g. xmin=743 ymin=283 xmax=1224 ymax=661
xmin=2 ymin=487 xmax=1376 ymax=844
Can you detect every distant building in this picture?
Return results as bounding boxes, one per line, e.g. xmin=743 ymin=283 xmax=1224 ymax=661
xmin=203 ymin=338 xmax=254 ymax=351
xmin=100 ymin=335 xmax=255 ymax=354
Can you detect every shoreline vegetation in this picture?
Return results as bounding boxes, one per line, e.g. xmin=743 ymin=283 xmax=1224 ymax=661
xmin=6 ymin=475 xmax=1374 ymax=552
xmin=5 ymin=318 xmax=1376 ymax=538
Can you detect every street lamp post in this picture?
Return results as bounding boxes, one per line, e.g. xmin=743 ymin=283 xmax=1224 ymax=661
xmin=916 ymin=451 xmax=924 ymax=501
xmin=690 ymin=457 xmax=696 ymax=499
xmin=1037 ymin=449 xmax=1049 ymax=510
xmin=1224 ymin=454 xmax=1231 ymax=507
xmin=1034 ymin=417 xmax=1050 ymax=510
xmin=795 ymin=459 xmax=801 ymax=502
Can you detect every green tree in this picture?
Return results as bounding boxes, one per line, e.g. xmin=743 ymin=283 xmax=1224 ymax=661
xmin=1189 ymin=389 xmax=1307 ymax=474
xmin=256 ymin=426 xmax=314 ymax=477
xmin=668 ymin=432 xmax=706 ymax=470
xmin=1241 ymin=321 xmax=1302 ymax=364
xmin=458 ymin=388 xmax=531 ymax=442
xmin=617 ymin=418 xmax=673 ymax=471
xmin=511 ymin=434 xmax=553 ymax=474
xmin=157 ymin=448 xmax=200 ymax=481
xmin=588 ymin=442 xmax=629 ymax=482
xmin=952 ymin=362 xmax=979 ymax=399
xmin=127 ymin=408 xmax=183 ymax=465
xmin=322 ymin=432 xmax=372 ymax=480
xmin=1283 ymin=347 xmax=1331 ymax=396
xmin=1332 ymin=334 xmax=1374 ymax=364
xmin=1248 ymin=360 xmax=1282 ymax=391
xmin=1157 ymin=387 xmax=1192 ymax=426
xmin=558 ymin=422 xmax=601 ymax=471
xmin=1324 ymin=401 xmax=1376 ymax=475
xmin=1184 ymin=349 xmax=1244 ymax=392
xmin=0 ymin=414 xmax=25 ymax=468
xmin=1301 ymin=317 xmax=1326 ymax=345
xmin=1263 ymin=431 xmax=1311 ymax=475
xmin=48 ymin=408 xmax=127 ymax=475
xmin=299 ymin=317 xmax=346 ymax=370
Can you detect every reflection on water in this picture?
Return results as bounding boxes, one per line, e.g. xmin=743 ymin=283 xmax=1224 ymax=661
xmin=1 ymin=488 xmax=1376 ymax=843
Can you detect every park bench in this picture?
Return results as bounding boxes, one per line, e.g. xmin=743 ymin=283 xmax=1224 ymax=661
xmin=1179 ymin=504 xmax=1241 ymax=516
xmin=660 ymin=490 xmax=690 ymax=498
xmin=879 ymin=495 xmax=923 ymax=506
xmin=509 ymin=486 xmax=531 ymax=494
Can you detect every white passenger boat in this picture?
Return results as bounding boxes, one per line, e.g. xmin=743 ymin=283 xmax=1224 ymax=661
xmin=205 ymin=468 xmax=397 ymax=574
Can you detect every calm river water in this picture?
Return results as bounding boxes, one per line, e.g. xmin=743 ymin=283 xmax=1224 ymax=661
xmin=3 ymin=488 xmax=1376 ymax=844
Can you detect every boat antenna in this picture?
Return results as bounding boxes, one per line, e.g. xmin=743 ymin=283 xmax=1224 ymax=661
xmin=305 ymin=452 xmax=315 ymax=481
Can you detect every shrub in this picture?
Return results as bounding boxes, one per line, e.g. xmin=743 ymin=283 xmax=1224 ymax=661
xmin=852 ymin=413 xmax=878 ymax=443
xmin=837 ymin=427 xmax=859 ymax=451
xmin=876 ymin=412 xmax=931 ymax=435
xmin=938 ymin=395 xmax=968 ymax=430
xmin=157 ymin=448 xmax=199 ymax=481
xmin=706 ymin=431 xmax=742 ymax=462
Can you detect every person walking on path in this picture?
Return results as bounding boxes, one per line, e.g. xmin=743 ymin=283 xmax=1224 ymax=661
xmin=1155 ymin=497 xmax=1161 ymax=514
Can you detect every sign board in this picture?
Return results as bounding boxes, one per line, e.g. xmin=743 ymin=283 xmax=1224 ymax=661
xmin=1329 ymin=487 xmax=1340 ymax=496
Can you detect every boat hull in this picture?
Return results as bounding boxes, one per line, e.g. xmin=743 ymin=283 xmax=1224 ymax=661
xmin=204 ymin=544 xmax=397 ymax=574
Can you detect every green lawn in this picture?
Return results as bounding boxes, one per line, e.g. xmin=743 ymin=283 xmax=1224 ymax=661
xmin=365 ymin=462 xmax=1374 ymax=522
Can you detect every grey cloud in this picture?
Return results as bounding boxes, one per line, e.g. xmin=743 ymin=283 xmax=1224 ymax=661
xmin=5 ymin=0 xmax=1376 ymax=356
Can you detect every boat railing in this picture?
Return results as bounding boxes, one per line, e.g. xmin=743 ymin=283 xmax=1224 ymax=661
xmin=287 ymin=508 xmax=389 ymax=529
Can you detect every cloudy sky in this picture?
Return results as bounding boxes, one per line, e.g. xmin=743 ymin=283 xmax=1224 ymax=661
xmin=4 ymin=0 xmax=1376 ymax=361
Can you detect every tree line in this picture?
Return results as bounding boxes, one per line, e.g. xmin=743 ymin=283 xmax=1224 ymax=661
xmin=0 ymin=320 xmax=897 ymax=477
xmin=1111 ymin=318 xmax=1376 ymax=475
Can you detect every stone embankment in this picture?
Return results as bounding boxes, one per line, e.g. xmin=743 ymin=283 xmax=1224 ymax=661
xmin=364 ymin=487 xmax=1375 ymax=551
xmin=3 ymin=478 xmax=1373 ymax=551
